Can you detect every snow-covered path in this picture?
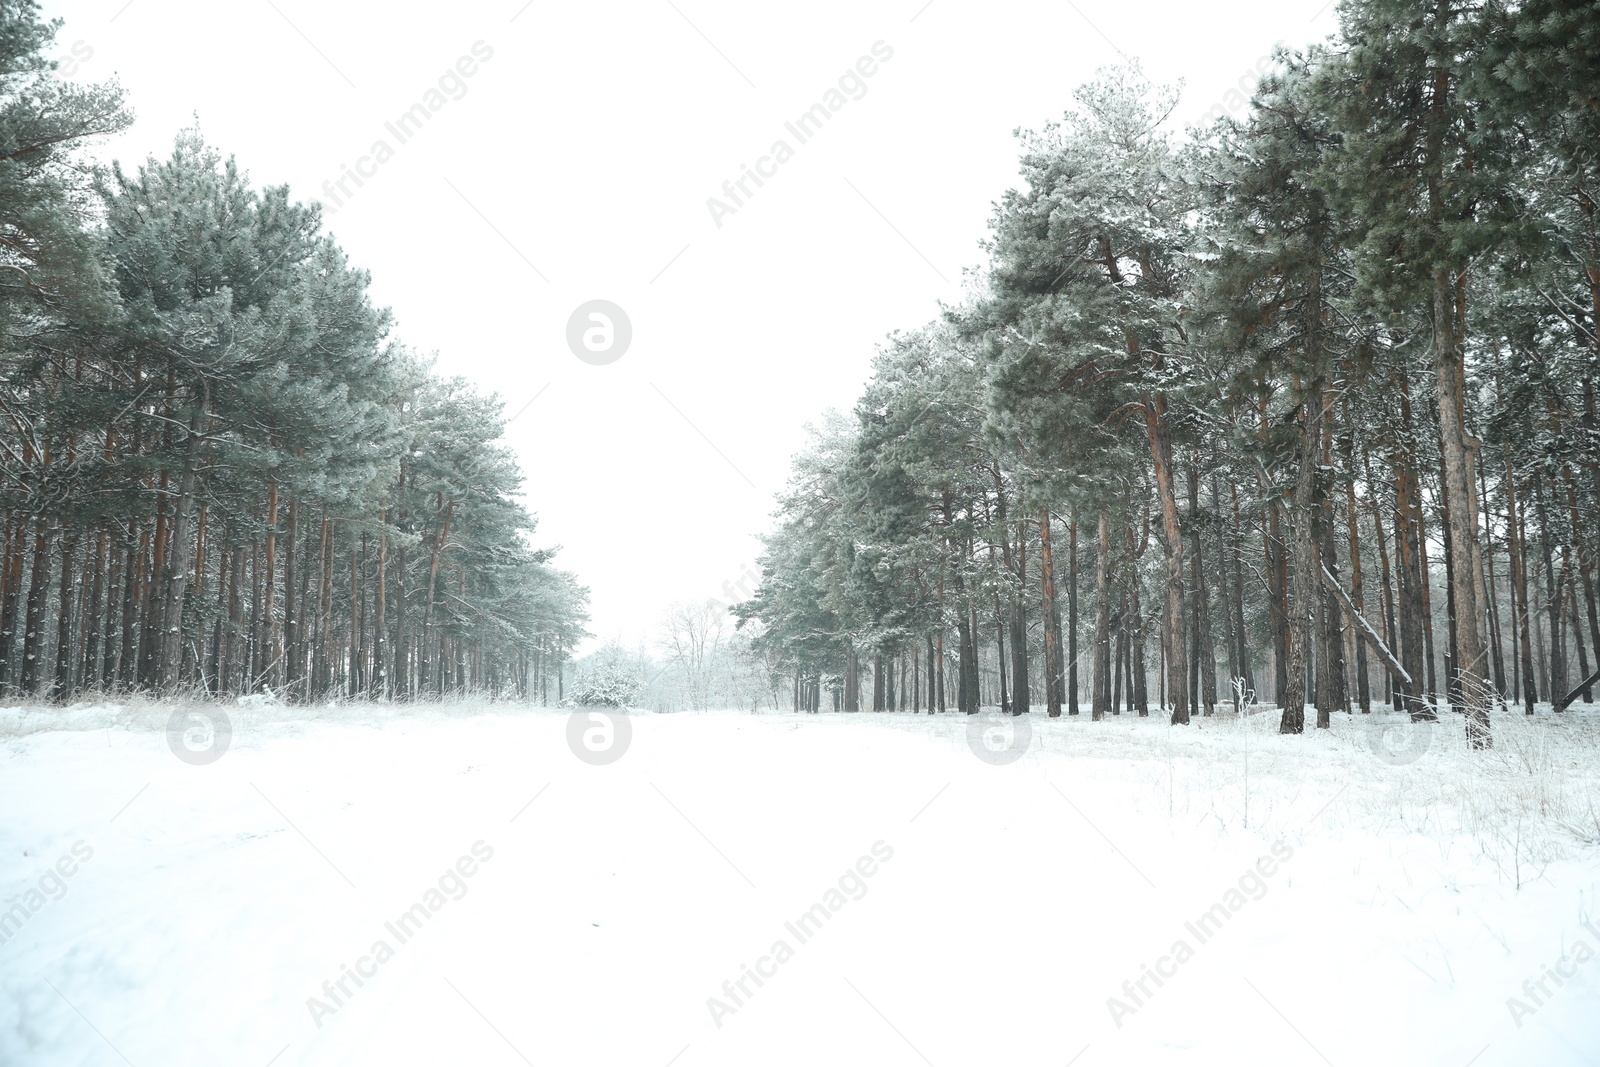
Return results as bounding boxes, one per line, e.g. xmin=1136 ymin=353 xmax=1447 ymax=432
xmin=3 ymin=704 xmax=1599 ymax=1066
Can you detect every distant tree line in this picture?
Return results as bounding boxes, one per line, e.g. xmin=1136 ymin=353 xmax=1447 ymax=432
xmin=738 ymin=0 xmax=1600 ymax=747
xmin=0 ymin=1 xmax=588 ymax=702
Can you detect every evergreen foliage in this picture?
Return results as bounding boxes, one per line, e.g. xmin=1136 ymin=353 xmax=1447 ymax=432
xmin=740 ymin=6 xmax=1600 ymax=745
xmin=0 ymin=1 xmax=588 ymax=701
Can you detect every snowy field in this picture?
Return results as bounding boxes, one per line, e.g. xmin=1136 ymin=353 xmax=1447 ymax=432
xmin=3 ymin=701 xmax=1600 ymax=1066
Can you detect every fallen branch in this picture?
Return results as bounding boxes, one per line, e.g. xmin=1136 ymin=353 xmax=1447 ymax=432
xmin=1555 ymin=666 xmax=1600 ymax=713
xmin=1322 ymin=565 xmax=1412 ymax=686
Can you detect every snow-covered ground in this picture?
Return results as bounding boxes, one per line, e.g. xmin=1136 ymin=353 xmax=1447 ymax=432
xmin=3 ymin=700 xmax=1599 ymax=1066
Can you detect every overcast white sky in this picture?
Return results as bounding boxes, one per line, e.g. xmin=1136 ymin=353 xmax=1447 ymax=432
xmin=43 ymin=0 xmax=1339 ymax=653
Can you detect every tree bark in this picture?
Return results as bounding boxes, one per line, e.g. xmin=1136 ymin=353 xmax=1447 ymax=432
xmin=1092 ymin=511 xmax=1112 ymax=721
xmin=1040 ymin=509 xmax=1062 ymax=717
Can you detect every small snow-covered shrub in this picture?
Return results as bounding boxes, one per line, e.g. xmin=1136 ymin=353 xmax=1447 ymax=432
xmin=563 ymin=679 xmax=639 ymax=709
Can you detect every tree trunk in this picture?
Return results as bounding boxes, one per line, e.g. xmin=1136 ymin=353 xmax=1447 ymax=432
xmin=1040 ymin=510 xmax=1062 ymax=717
xmin=1010 ymin=520 xmax=1030 ymax=713
xmin=157 ymin=394 xmax=206 ymax=690
xmin=1092 ymin=511 xmax=1113 ymax=721
xmin=52 ymin=530 xmax=79 ymax=700
xmin=1432 ymin=266 xmax=1492 ymax=745
xmin=1506 ymin=460 xmax=1538 ymax=712
xmin=21 ymin=517 xmax=53 ymax=695
xmin=1393 ymin=386 xmax=1432 ymax=721
xmin=1143 ymin=395 xmax=1188 ymax=724
xmin=1344 ymin=438 xmax=1371 ymax=713
xmin=373 ymin=516 xmax=388 ymax=699
xmin=1188 ymin=463 xmax=1218 ymax=714
xmin=1282 ymin=378 xmax=1323 ymax=735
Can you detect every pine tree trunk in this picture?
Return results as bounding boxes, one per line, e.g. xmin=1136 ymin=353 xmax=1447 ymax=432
xmin=225 ymin=543 xmax=245 ymax=694
xmin=80 ymin=523 xmax=108 ymax=693
xmin=186 ymin=505 xmax=208 ymax=686
xmin=391 ymin=541 xmax=408 ymax=701
xmin=1010 ymin=520 xmax=1030 ymax=713
xmin=113 ymin=524 xmax=140 ymax=689
xmin=1131 ymin=568 xmax=1148 ymax=716
xmin=1282 ymin=378 xmax=1323 ymax=734
xmin=157 ymin=394 xmax=205 ymax=691
xmin=1364 ymin=451 xmax=1400 ymax=710
xmin=249 ymin=540 xmax=264 ymax=690
xmin=992 ymin=600 xmax=1008 ymax=714
xmin=373 ymin=519 xmax=387 ymax=699
xmin=98 ymin=526 xmax=123 ymax=691
xmin=53 ymin=530 xmax=80 ymax=700
xmin=350 ymin=539 xmax=364 ymax=697
xmin=1229 ymin=484 xmax=1252 ymax=699
xmin=1534 ymin=475 xmax=1567 ymax=705
xmin=1188 ymin=464 xmax=1218 ymax=714
xmin=1067 ymin=517 xmax=1079 ymax=714
xmin=1144 ymin=395 xmax=1188 ymax=724
xmin=283 ymin=498 xmax=300 ymax=696
xmin=21 ymin=517 xmax=53 ymax=696
xmin=1417 ymin=494 xmax=1440 ymax=706
xmin=1318 ymin=510 xmax=1347 ymax=727
xmin=264 ymin=479 xmax=281 ymax=692
xmin=1506 ymin=462 xmax=1537 ymax=711
xmin=1393 ymin=386 xmax=1432 ymax=721
xmin=317 ymin=516 xmax=333 ymax=699
xmin=1263 ymin=462 xmax=1292 ymax=707
xmin=1040 ymin=510 xmax=1061 ymax=717
xmin=139 ymin=471 xmax=169 ymax=689
xmin=1315 ymin=419 xmax=1345 ymax=727
xmin=1432 ymin=266 xmax=1492 ymax=744
xmin=1344 ymin=444 xmax=1372 ymax=713
xmin=1215 ymin=473 xmax=1239 ymax=694
xmin=1092 ymin=511 xmax=1112 ymax=721
xmin=0 ymin=513 xmax=26 ymax=692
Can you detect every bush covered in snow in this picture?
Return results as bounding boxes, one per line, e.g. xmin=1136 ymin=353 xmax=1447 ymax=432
xmin=562 ymin=679 xmax=639 ymax=709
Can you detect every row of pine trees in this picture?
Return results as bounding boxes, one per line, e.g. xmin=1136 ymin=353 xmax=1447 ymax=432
xmin=738 ymin=0 xmax=1600 ymax=746
xmin=0 ymin=1 xmax=588 ymax=703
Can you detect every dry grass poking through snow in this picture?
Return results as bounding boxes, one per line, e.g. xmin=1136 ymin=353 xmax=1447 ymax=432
xmin=1022 ymin=702 xmax=1600 ymax=890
